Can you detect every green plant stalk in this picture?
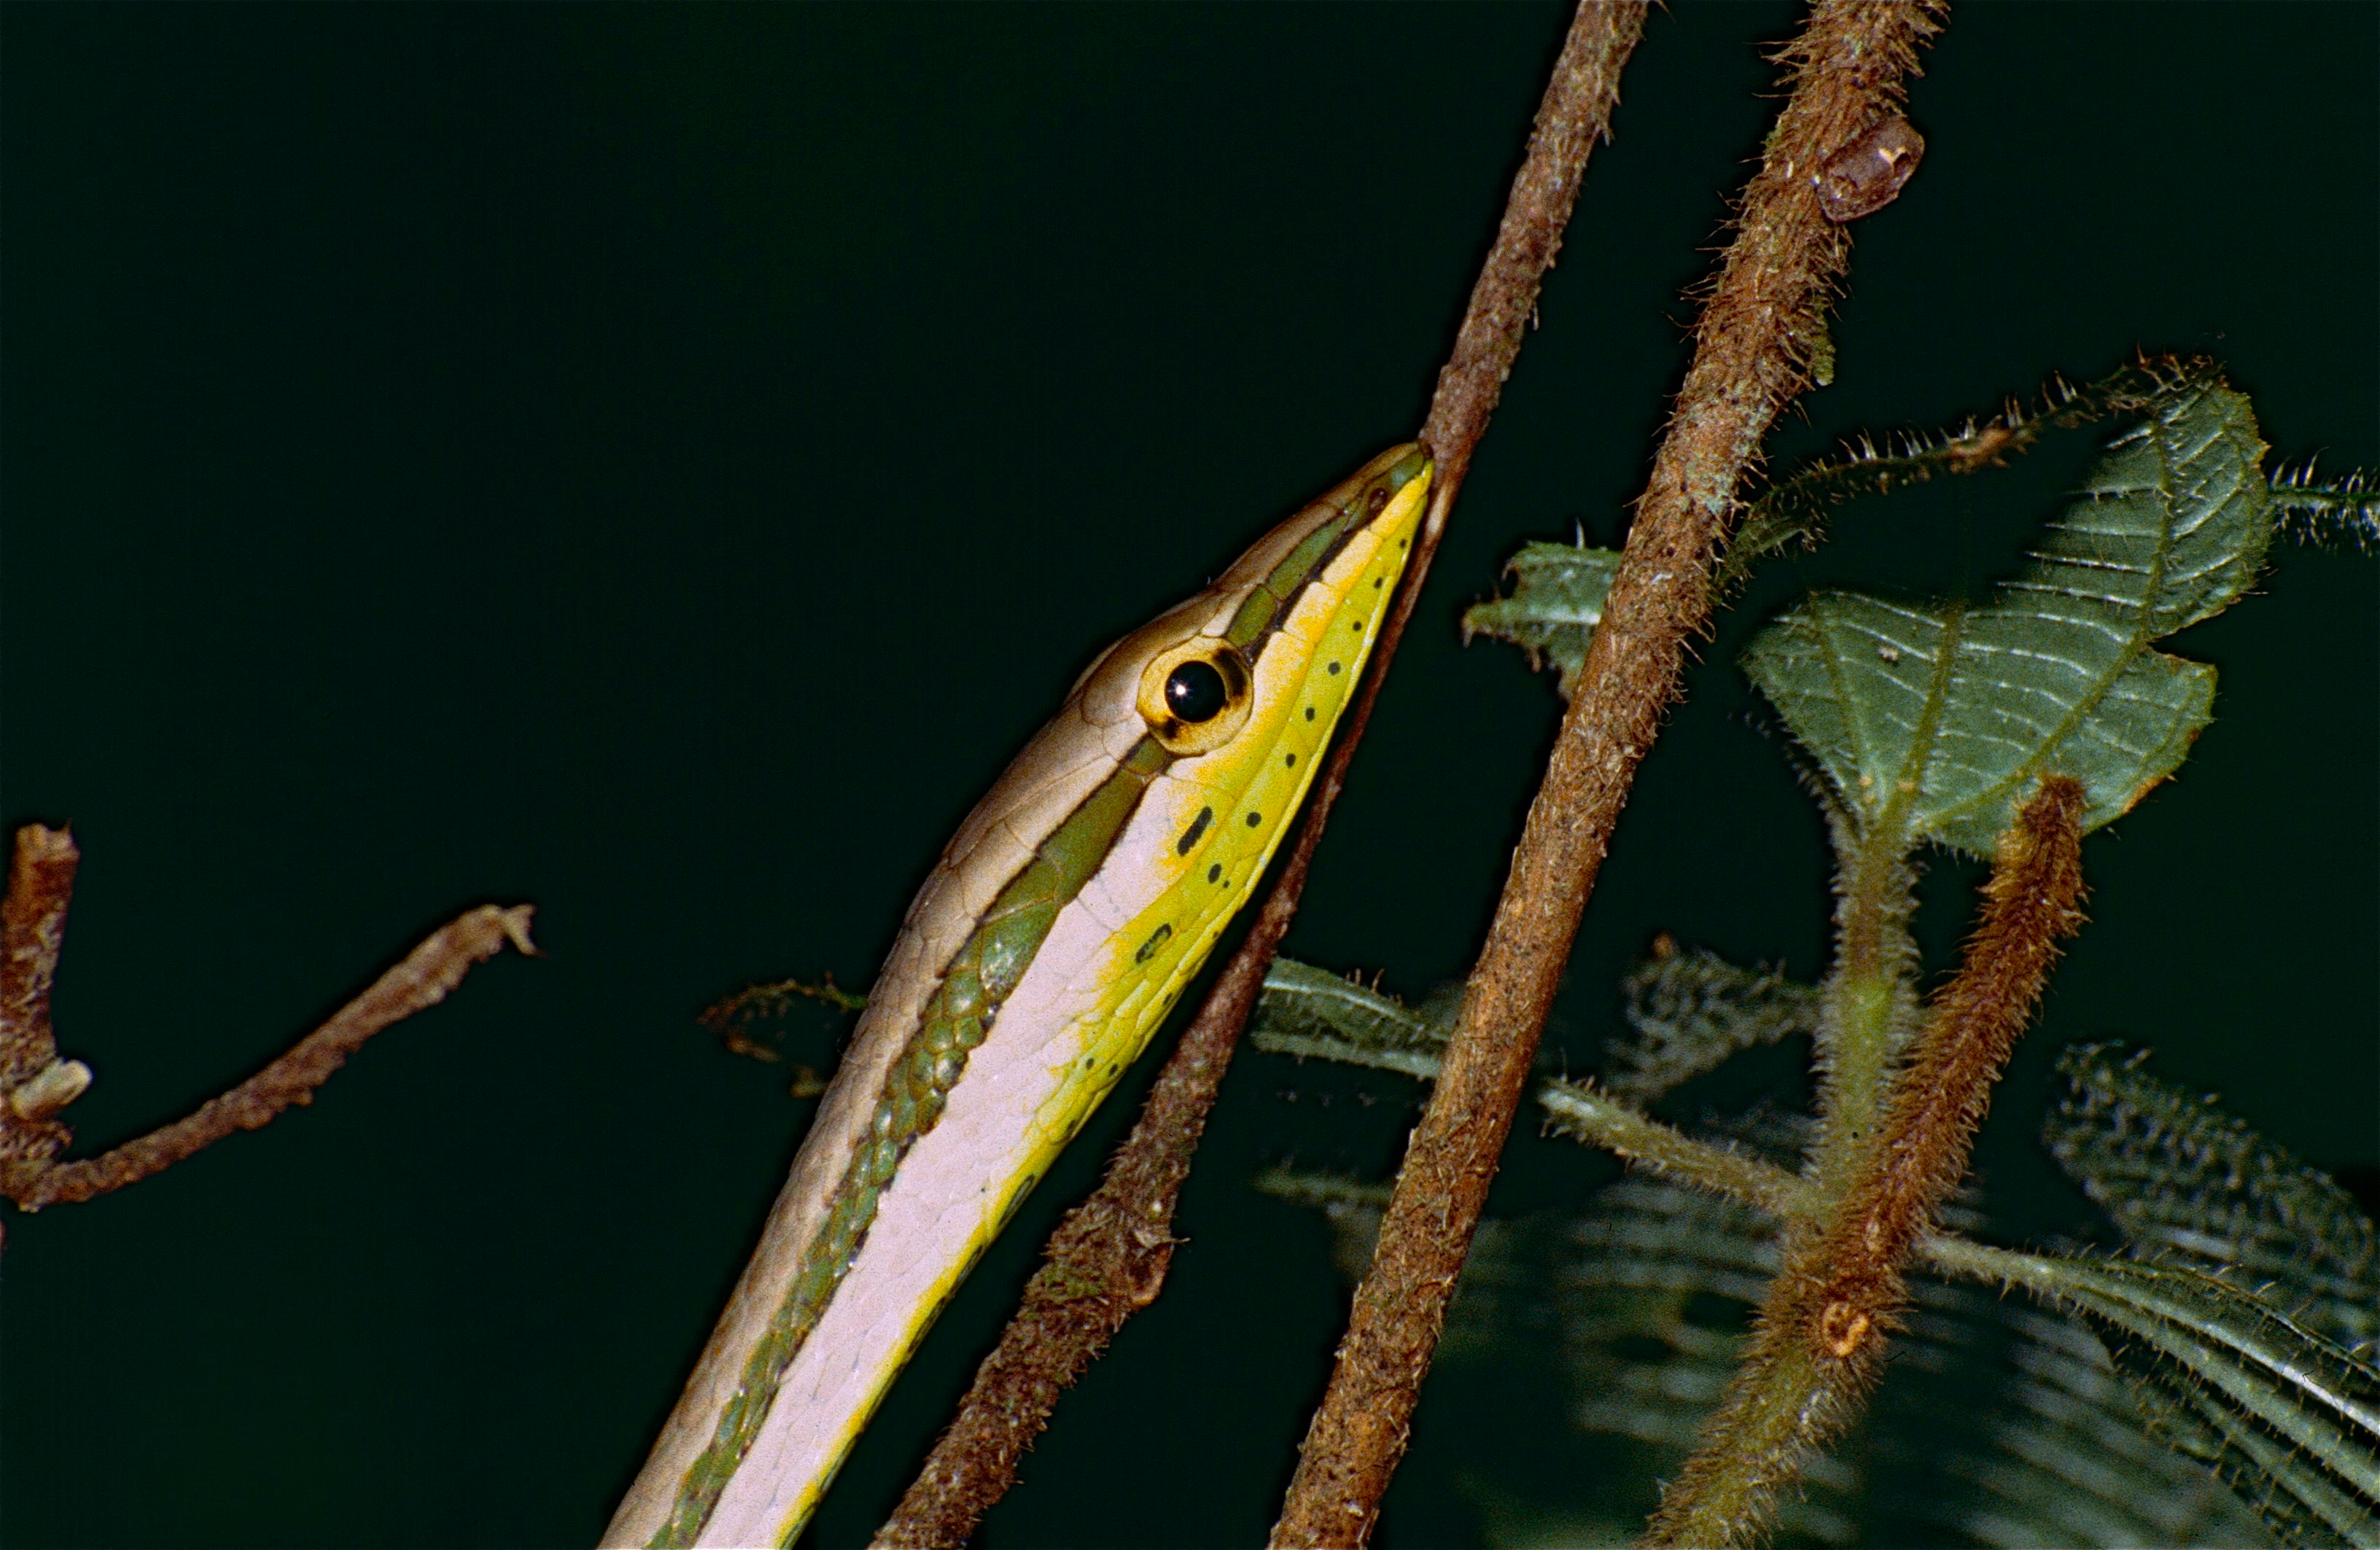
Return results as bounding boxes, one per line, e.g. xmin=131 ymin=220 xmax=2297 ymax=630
xmin=1805 ymin=595 xmax=1969 ymax=1209
xmin=1918 ymin=1231 xmax=2048 ymax=1285
xmin=1538 ymin=1082 xmax=1805 ymax=1218
xmin=1644 ymin=1313 xmax=1867 ymax=1548
xmin=1807 ymin=812 xmax=1921 ymax=1209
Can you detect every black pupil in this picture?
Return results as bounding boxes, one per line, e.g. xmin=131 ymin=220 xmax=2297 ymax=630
xmin=1164 ymin=660 xmax=1229 ymax=723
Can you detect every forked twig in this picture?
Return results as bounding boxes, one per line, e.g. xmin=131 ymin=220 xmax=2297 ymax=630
xmin=0 ymin=821 xmax=537 ymax=1215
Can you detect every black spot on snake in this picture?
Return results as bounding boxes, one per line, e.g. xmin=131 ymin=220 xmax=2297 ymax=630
xmin=1177 ymin=806 xmax=1214 ymax=856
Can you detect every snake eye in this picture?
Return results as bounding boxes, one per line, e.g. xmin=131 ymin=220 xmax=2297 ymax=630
xmin=1137 ymin=641 xmax=1252 ymax=755
xmin=1164 ymin=661 xmax=1229 ymax=723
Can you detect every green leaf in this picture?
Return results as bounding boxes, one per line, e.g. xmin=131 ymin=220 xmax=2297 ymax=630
xmin=2054 ymin=375 xmax=2272 ymax=634
xmin=1743 ymin=366 xmax=2271 ymax=856
xmin=2046 ymin=1043 xmax=2379 ymax=1356
xmin=1980 ymin=1252 xmax=2380 ymax=1548
xmin=1462 ymin=541 xmax=1622 ymax=699
xmin=1607 ymin=945 xmax=1824 ymax=1102
xmin=1951 ymin=1309 xmax=2271 ymax=1549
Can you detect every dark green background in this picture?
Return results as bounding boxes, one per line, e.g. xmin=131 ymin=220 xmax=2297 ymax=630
xmin=4 ymin=6 xmax=2372 ymax=1546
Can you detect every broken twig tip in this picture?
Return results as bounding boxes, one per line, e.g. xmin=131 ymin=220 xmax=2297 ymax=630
xmin=491 ymin=905 xmax=540 ymax=958
xmin=6 ymin=1059 xmax=93 ymax=1123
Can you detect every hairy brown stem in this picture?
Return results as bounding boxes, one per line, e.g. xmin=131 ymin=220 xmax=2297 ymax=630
xmin=4 ymin=893 xmax=537 ymax=1211
xmin=1808 ymin=775 xmax=2087 ymax=1357
xmin=1645 ymin=776 xmax=2087 ymax=1548
xmin=1271 ymin=7 xmax=1943 ymax=1545
xmin=872 ymin=7 xmax=1646 ymax=1544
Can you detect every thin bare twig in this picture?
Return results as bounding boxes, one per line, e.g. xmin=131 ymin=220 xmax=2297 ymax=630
xmin=1415 ymin=2 xmax=1646 ymax=522
xmin=0 ymin=822 xmax=537 ymax=1212
xmin=1272 ymin=6 xmax=1944 ymax=1544
xmin=874 ymin=8 xmax=1646 ymax=1543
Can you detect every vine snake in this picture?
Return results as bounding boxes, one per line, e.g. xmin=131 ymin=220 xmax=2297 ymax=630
xmin=604 ymin=443 xmax=1433 ymax=1549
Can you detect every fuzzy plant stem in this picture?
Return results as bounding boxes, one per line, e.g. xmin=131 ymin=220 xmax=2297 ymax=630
xmin=1644 ymin=776 xmax=2089 ymax=1549
xmin=1806 ymin=808 xmax=1923 ymax=1207
xmin=1539 ymin=1080 xmax=1805 ymax=1218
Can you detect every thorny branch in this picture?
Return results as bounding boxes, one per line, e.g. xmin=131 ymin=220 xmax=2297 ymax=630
xmin=1272 ymin=6 xmax=1944 ymax=1545
xmin=0 ymin=821 xmax=537 ymax=1220
xmin=873 ymin=6 xmax=1648 ymax=1544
